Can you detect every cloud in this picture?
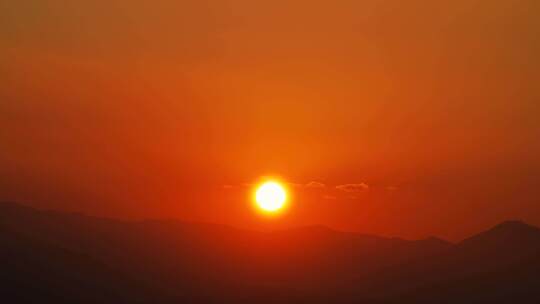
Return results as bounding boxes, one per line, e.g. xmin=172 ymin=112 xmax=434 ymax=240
xmin=305 ymin=181 xmax=326 ymax=188
xmin=335 ymin=183 xmax=369 ymax=193
xmin=286 ymin=181 xmax=326 ymax=188
xmin=323 ymin=195 xmax=337 ymax=200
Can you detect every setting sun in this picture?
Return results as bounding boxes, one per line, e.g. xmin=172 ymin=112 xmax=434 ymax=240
xmin=254 ymin=181 xmax=288 ymax=213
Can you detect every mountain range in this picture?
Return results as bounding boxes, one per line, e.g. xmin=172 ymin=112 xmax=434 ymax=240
xmin=1 ymin=201 xmax=539 ymax=303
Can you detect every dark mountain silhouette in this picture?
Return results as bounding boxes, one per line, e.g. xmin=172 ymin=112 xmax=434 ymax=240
xmin=1 ymin=202 xmax=539 ymax=303
xmin=458 ymin=220 xmax=540 ymax=254
xmin=363 ymin=219 xmax=540 ymax=303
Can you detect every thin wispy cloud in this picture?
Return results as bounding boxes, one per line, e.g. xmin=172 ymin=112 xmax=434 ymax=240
xmin=335 ymin=183 xmax=369 ymax=193
xmin=306 ymin=181 xmax=326 ymax=188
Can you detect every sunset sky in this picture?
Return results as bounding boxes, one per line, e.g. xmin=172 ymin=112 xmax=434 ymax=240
xmin=1 ymin=0 xmax=539 ymax=240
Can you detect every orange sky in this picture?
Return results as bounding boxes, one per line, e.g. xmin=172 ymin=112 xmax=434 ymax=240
xmin=1 ymin=0 xmax=539 ymax=240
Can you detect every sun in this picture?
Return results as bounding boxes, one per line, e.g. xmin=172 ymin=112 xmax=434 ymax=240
xmin=254 ymin=181 xmax=288 ymax=213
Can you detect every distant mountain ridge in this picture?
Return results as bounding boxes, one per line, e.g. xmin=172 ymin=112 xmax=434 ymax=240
xmin=459 ymin=220 xmax=540 ymax=249
xmin=1 ymin=201 xmax=539 ymax=303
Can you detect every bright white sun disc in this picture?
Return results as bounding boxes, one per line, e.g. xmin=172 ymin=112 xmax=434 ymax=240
xmin=255 ymin=181 xmax=287 ymax=212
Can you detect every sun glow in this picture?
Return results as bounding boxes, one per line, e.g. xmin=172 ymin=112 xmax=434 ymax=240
xmin=254 ymin=181 xmax=288 ymax=213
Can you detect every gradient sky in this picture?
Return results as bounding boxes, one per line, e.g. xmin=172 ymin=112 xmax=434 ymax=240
xmin=1 ymin=0 xmax=539 ymax=240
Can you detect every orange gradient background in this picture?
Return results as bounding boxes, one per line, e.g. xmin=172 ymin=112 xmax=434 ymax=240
xmin=1 ymin=0 xmax=539 ymax=240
